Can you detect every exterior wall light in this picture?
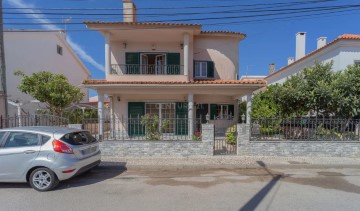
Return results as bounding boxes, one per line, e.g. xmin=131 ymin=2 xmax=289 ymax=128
xmin=241 ymin=114 xmax=246 ymax=123
xmin=123 ymin=42 xmax=127 ymax=49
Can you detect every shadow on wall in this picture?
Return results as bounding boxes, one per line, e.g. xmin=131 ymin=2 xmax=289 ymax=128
xmin=194 ymin=39 xmax=237 ymax=80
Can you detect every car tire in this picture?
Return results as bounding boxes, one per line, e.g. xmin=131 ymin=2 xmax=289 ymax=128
xmin=29 ymin=168 xmax=59 ymax=192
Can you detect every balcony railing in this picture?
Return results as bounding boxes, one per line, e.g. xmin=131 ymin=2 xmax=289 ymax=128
xmin=111 ymin=64 xmax=184 ymax=75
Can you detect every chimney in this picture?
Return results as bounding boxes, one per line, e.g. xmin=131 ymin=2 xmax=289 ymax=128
xmin=296 ymin=32 xmax=306 ymax=60
xmin=317 ymin=37 xmax=327 ymax=49
xmin=288 ymin=57 xmax=295 ymax=65
xmin=269 ymin=63 xmax=276 ymax=75
xmin=123 ymin=0 xmax=137 ymax=23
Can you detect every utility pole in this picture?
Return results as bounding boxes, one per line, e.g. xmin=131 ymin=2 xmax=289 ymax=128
xmin=0 ymin=0 xmax=8 ymax=118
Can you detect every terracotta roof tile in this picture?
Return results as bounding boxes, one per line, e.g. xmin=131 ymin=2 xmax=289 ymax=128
xmin=83 ymin=79 xmax=266 ymax=85
xmin=266 ymin=34 xmax=360 ymax=79
xmin=201 ymin=30 xmax=247 ymax=37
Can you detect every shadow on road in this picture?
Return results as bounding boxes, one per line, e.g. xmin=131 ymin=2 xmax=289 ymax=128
xmin=0 ymin=161 xmax=127 ymax=191
xmin=239 ymin=161 xmax=283 ymax=211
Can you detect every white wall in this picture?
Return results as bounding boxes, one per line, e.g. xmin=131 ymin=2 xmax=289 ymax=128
xmin=4 ymin=31 xmax=90 ymax=115
xmin=267 ymin=40 xmax=360 ymax=85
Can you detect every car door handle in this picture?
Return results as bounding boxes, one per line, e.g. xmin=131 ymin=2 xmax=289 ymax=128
xmin=24 ymin=150 xmax=36 ymax=154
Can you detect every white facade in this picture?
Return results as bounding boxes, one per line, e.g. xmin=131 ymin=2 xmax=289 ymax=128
xmin=4 ymin=30 xmax=91 ymax=115
xmin=267 ymin=36 xmax=360 ymax=85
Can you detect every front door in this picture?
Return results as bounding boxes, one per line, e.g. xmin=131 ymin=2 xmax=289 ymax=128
xmin=0 ymin=132 xmax=41 ymax=181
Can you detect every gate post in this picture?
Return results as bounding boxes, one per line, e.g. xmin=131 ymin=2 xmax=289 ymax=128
xmin=202 ymin=124 xmax=214 ymax=156
xmin=237 ymin=124 xmax=250 ymax=155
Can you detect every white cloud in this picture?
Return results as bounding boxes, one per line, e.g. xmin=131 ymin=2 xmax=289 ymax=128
xmin=6 ymin=0 xmax=105 ymax=72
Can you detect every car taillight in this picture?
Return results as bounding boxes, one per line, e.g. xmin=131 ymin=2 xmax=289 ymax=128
xmin=52 ymin=140 xmax=73 ymax=154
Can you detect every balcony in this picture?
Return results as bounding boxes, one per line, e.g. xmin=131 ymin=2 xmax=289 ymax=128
xmin=111 ymin=64 xmax=184 ymax=75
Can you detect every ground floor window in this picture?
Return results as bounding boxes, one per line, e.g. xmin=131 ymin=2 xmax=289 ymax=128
xmin=145 ymin=103 xmax=175 ymax=133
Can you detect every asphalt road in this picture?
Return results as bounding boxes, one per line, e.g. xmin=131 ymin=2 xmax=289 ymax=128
xmin=1 ymin=164 xmax=360 ymax=211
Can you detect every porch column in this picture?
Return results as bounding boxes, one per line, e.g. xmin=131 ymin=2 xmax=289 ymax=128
xmin=188 ymin=93 xmax=194 ymax=136
xmin=183 ymin=33 xmax=189 ymax=77
xmin=110 ymin=96 xmax=115 ymax=139
xmin=234 ymin=99 xmax=239 ymax=123
xmin=105 ymin=32 xmax=111 ymax=74
xmin=98 ymin=92 xmax=105 ymax=140
xmin=246 ymin=94 xmax=252 ymax=125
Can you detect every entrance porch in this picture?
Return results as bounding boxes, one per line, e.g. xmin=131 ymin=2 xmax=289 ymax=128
xmin=83 ymin=79 xmax=265 ymax=140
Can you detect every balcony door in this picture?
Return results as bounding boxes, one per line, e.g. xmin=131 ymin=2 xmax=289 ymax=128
xmin=140 ymin=53 xmax=166 ymax=75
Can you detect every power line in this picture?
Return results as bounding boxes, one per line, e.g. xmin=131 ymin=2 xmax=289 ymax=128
xmin=3 ymin=7 xmax=359 ymax=31
xmin=2 ymin=0 xmax=337 ymax=11
xmin=2 ymin=3 xmax=348 ymax=19
xmin=4 ymin=4 xmax=359 ymax=25
xmin=4 ymin=4 xmax=354 ymax=17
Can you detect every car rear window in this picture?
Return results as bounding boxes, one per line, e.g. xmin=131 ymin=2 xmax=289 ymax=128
xmin=60 ymin=131 xmax=97 ymax=146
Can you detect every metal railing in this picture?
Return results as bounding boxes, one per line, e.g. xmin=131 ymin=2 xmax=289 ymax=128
xmin=83 ymin=117 xmax=203 ymax=141
xmin=250 ymin=118 xmax=360 ymax=141
xmin=111 ymin=64 xmax=184 ymax=75
xmin=0 ymin=114 xmax=69 ymax=129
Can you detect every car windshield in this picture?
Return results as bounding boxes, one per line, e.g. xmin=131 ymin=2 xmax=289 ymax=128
xmin=60 ymin=131 xmax=97 ymax=146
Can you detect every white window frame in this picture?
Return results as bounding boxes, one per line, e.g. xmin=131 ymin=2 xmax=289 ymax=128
xmin=195 ymin=61 xmax=207 ymax=78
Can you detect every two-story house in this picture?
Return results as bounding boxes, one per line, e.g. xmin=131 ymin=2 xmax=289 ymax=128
xmin=4 ymin=30 xmax=91 ymax=116
xmin=266 ymin=33 xmax=360 ymax=85
xmin=83 ymin=0 xmax=265 ymax=139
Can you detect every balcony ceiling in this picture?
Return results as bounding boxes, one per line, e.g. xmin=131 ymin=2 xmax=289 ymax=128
xmin=107 ymin=28 xmax=193 ymax=42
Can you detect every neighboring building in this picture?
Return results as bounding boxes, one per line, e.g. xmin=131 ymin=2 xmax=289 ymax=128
xmin=266 ymin=33 xmax=360 ymax=85
xmin=83 ymin=0 xmax=265 ymax=138
xmin=4 ymin=30 xmax=91 ymax=115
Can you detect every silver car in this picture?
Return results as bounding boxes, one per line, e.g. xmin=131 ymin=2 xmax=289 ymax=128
xmin=0 ymin=126 xmax=101 ymax=191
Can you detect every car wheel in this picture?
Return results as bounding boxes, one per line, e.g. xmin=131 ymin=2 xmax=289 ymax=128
xmin=29 ymin=168 xmax=59 ymax=192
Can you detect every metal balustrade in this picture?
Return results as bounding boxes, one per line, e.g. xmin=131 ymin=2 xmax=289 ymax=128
xmin=110 ymin=64 xmax=184 ymax=75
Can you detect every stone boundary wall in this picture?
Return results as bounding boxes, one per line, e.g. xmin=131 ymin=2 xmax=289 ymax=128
xmin=100 ymin=124 xmax=214 ymax=157
xmin=237 ymin=124 xmax=360 ymax=157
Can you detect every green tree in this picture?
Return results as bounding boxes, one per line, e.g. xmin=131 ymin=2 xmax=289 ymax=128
xmin=332 ymin=64 xmax=360 ymax=118
xmin=251 ymin=85 xmax=281 ymax=119
xmin=14 ymin=71 xmax=85 ymax=116
xmin=301 ymin=61 xmax=336 ymax=117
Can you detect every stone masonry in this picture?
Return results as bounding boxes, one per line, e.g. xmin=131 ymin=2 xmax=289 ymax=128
xmin=100 ymin=124 xmax=214 ymax=157
xmin=237 ymin=124 xmax=360 ymax=157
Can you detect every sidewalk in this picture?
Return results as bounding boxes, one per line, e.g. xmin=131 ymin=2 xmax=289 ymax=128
xmin=101 ymin=156 xmax=360 ymax=170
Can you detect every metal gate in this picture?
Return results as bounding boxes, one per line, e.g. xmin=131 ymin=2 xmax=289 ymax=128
xmin=213 ymin=120 xmax=237 ymax=155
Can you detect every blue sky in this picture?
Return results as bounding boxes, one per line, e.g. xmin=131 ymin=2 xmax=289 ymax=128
xmin=4 ymin=0 xmax=360 ymax=96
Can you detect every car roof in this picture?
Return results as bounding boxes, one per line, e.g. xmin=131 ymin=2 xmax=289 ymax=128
xmin=0 ymin=126 xmax=85 ymax=135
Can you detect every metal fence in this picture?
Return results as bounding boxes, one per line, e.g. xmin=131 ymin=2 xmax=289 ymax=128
xmin=83 ymin=117 xmax=203 ymax=141
xmin=0 ymin=114 xmax=69 ymax=129
xmin=111 ymin=64 xmax=184 ymax=75
xmin=250 ymin=118 xmax=360 ymax=141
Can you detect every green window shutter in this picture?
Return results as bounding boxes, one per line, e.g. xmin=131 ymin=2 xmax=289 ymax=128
xmin=128 ymin=102 xmax=145 ymax=136
xmin=193 ymin=60 xmax=196 ymax=78
xmin=207 ymin=61 xmax=214 ymax=78
xmin=210 ymin=104 xmax=217 ymax=120
xmin=166 ymin=53 xmax=180 ymax=75
xmin=175 ymin=102 xmax=188 ymax=135
xmin=125 ymin=52 xmax=140 ymax=74
xmin=228 ymin=105 xmax=235 ymax=117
